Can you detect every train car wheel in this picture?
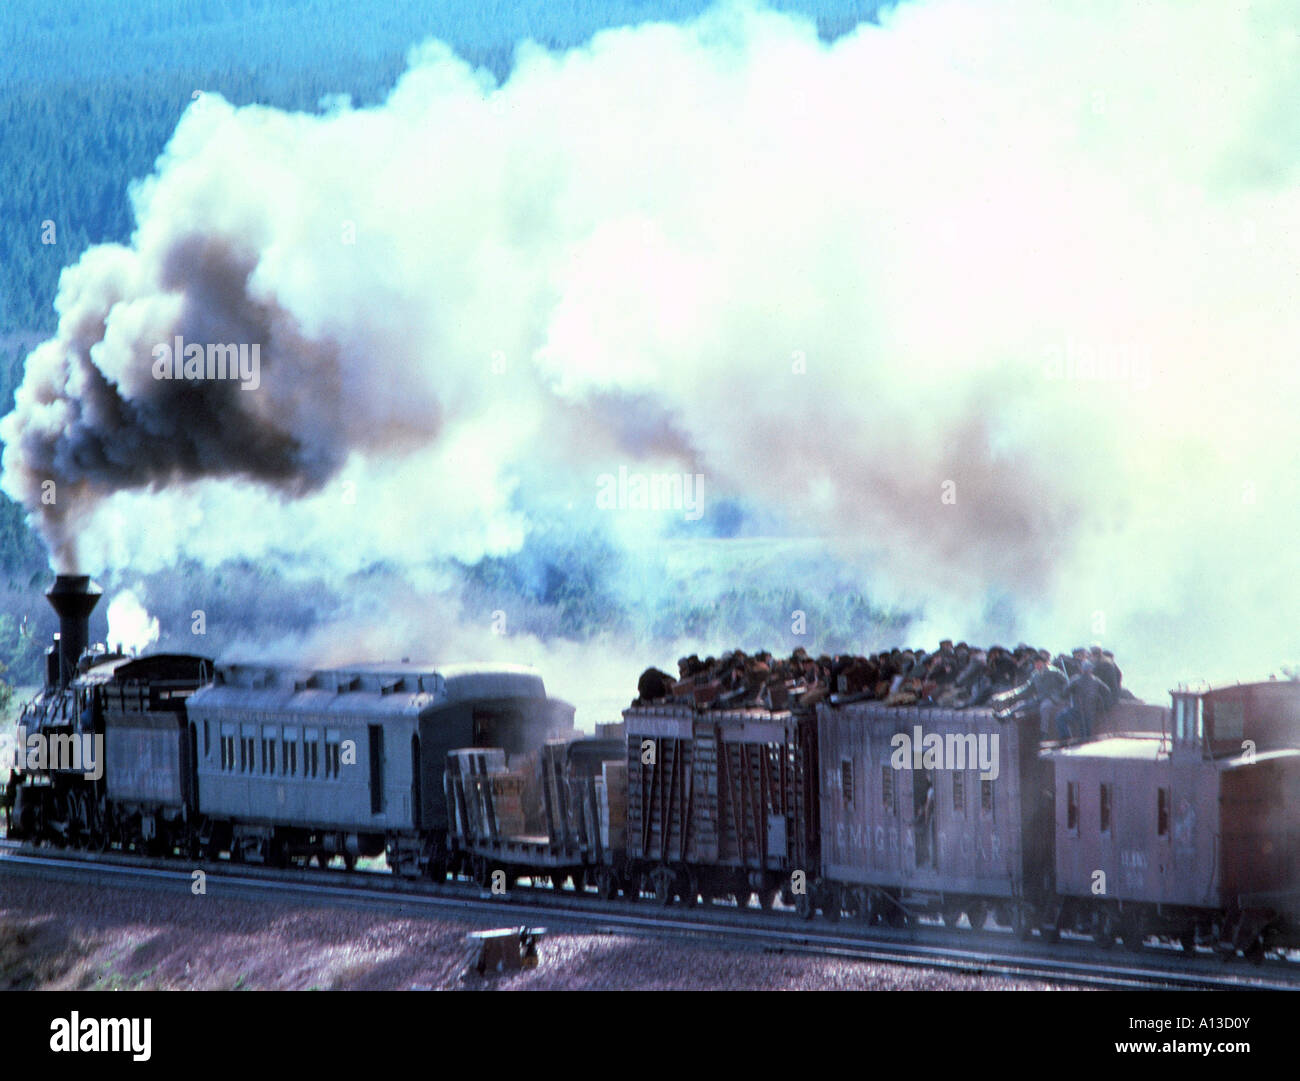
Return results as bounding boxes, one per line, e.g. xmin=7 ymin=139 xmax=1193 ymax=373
xmin=652 ymin=869 xmax=674 ymax=907
xmin=1121 ymin=913 xmax=1145 ymax=952
xmin=884 ymin=898 xmax=909 ymax=928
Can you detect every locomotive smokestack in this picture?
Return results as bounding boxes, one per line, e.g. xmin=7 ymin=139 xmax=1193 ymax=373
xmin=45 ymin=574 xmax=101 ymax=687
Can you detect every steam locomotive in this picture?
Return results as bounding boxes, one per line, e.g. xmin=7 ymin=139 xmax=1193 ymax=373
xmin=6 ymin=575 xmax=1300 ymax=962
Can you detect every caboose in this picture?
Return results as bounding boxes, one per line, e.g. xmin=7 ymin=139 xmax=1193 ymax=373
xmin=1051 ymin=680 xmax=1300 ymax=957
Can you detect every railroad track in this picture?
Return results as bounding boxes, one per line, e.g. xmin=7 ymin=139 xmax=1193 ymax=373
xmin=2 ymin=838 xmax=1294 ymax=990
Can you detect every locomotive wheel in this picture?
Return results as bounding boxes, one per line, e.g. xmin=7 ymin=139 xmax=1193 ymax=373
xmin=342 ymin=852 xmax=357 ymax=872
xmin=966 ymin=902 xmax=987 ymax=932
xmin=942 ymin=903 xmax=964 ymax=929
xmin=1179 ymin=928 xmax=1197 ymax=955
xmin=757 ymin=888 xmax=777 ymax=911
xmin=69 ymin=793 xmax=87 ymax=849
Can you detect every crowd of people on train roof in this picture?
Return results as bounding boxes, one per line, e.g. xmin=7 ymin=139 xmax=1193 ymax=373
xmin=634 ymin=641 xmax=1130 ymax=740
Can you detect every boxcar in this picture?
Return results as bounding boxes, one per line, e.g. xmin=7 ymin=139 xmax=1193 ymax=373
xmin=814 ymin=701 xmax=1053 ymax=932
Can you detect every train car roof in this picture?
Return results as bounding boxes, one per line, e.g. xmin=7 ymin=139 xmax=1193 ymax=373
xmin=1050 ymin=735 xmax=1168 ymax=760
xmin=1048 ymin=735 xmax=1300 ymax=769
xmin=188 ymin=660 xmax=551 ymax=717
xmin=1173 ymin=678 xmax=1300 ymax=696
xmin=78 ymin=652 xmax=213 ymax=685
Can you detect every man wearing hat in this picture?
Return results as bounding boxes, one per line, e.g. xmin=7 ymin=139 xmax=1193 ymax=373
xmin=1056 ymin=660 xmax=1113 ymax=741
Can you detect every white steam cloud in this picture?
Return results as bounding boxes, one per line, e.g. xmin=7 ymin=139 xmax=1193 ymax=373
xmin=4 ymin=0 xmax=1300 ymax=705
xmin=105 ymin=589 xmax=161 ymax=656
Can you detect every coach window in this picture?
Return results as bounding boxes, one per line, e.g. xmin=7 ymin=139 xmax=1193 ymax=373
xmin=220 ymin=723 xmax=236 ymax=771
xmin=952 ymin=772 xmax=965 ymax=817
xmin=305 ymin=728 xmax=321 ymax=779
xmin=262 ymin=725 xmax=277 ymax=774
xmin=880 ymin=765 xmax=895 ymax=815
xmin=1066 ymin=781 xmax=1079 ymax=834
xmin=241 ymin=725 xmax=256 ymax=773
xmin=1174 ymin=699 xmax=1186 ymax=742
xmin=1214 ymin=700 xmax=1244 ymax=743
xmin=283 ymin=726 xmax=299 ymax=776
xmin=1099 ymin=783 xmax=1112 ymax=834
xmin=1157 ymin=787 xmax=1170 ymax=837
xmin=325 ymin=729 xmax=342 ymax=779
xmin=841 ymin=759 xmax=854 ymax=806
xmin=369 ymin=725 xmax=384 ymax=814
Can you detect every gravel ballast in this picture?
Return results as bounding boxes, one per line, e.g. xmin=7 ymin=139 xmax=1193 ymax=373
xmin=0 ymin=867 xmax=1085 ymax=990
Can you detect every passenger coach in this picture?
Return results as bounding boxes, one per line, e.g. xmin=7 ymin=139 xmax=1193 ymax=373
xmin=187 ymin=661 xmax=574 ymax=875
